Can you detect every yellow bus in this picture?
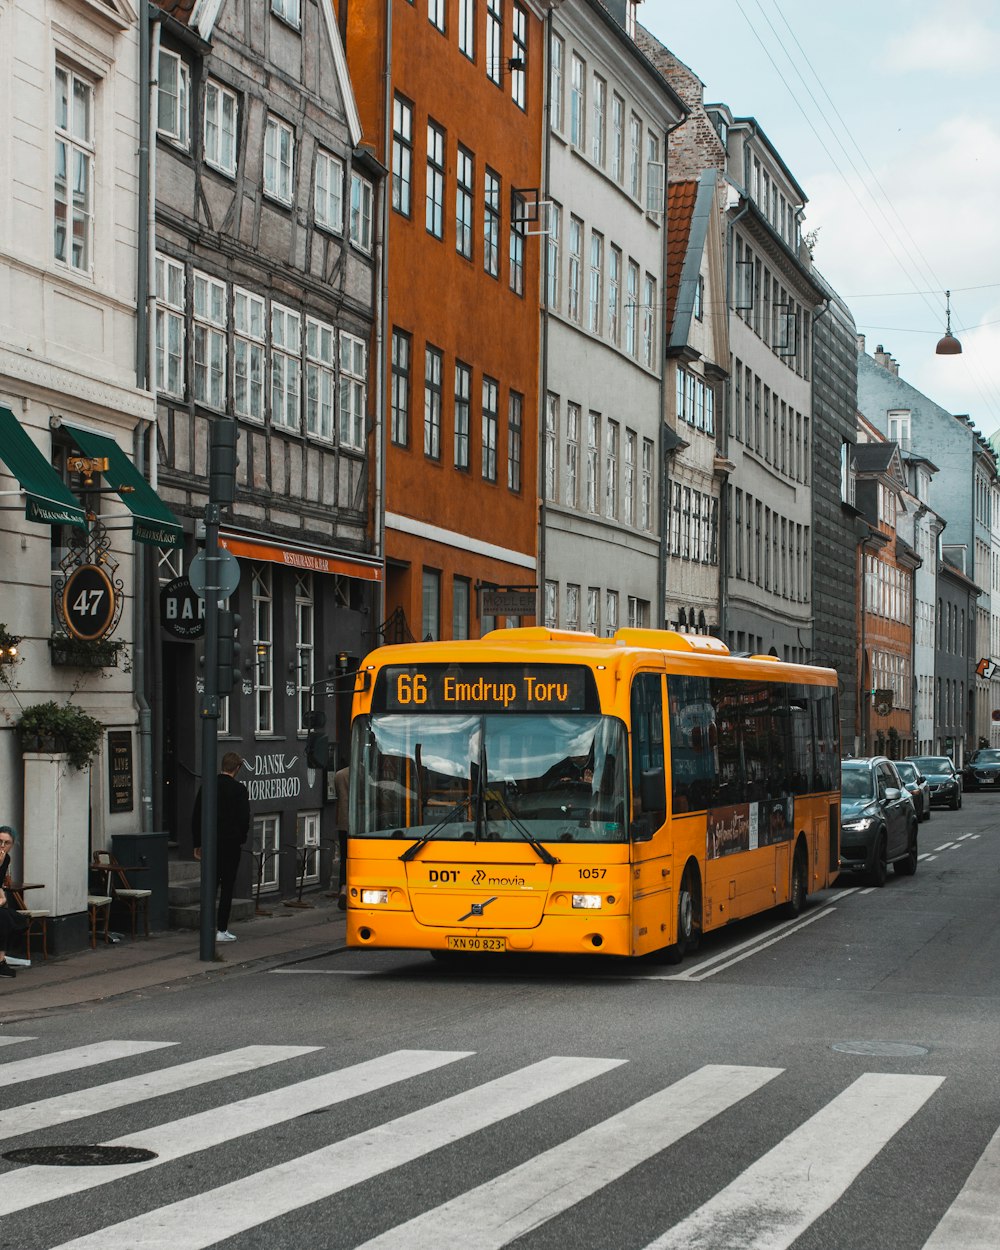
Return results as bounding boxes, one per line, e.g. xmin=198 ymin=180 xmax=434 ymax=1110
xmin=345 ymin=627 xmax=840 ymax=962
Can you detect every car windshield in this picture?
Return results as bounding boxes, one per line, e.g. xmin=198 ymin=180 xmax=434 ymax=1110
xmin=909 ymin=757 xmax=949 ymax=772
xmin=841 ymin=767 xmax=874 ymax=800
xmin=895 ymin=762 xmax=917 ymax=783
xmin=352 ymin=711 xmax=629 ymax=843
xmin=970 ymin=750 xmax=1000 ymax=764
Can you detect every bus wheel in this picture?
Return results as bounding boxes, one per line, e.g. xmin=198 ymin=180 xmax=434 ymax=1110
xmin=665 ymin=868 xmax=698 ymax=964
xmin=782 ymin=846 xmax=808 ymax=919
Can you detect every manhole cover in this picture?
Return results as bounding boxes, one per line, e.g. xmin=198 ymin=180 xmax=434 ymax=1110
xmin=2 ymin=1145 xmax=157 ymax=1166
xmin=831 ymin=1041 xmax=929 ymax=1057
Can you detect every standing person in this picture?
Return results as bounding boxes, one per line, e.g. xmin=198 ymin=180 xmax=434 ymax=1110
xmin=0 ymin=825 xmax=28 ymax=979
xmin=192 ymin=752 xmax=251 ymax=943
xmin=334 ymin=762 xmax=350 ymax=910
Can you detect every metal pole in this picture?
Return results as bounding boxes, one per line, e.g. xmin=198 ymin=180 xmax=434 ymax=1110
xmin=198 ymin=501 xmax=221 ymax=961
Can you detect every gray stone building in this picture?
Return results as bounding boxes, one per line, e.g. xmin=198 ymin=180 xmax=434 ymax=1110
xmin=149 ymin=0 xmax=381 ymax=896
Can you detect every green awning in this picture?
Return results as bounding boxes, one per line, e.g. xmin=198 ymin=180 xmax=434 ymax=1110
xmin=0 ymin=406 xmax=87 ymax=528
xmin=64 ymin=424 xmax=183 ymax=548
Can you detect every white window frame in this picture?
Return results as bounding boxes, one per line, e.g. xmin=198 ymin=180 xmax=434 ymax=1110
xmin=295 ymin=572 xmax=314 ymax=733
xmin=204 ymin=79 xmax=237 ymax=176
xmin=586 ymin=410 xmax=600 ymax=514
xmin=568 ymin=216 xmax=582 ymax=322
xmin=314 ymin=148 xmax=344 ymax=233
xmin=605 ymin=418 xmax=619 ymax=520
xmin=271 ymin=302 xmax=302 ymax=429
xmin=272 ymin=0 xmax=301 ymax=29
xmin=565 ymin=402 xmax=580 ymax=508
xmin=642 ymin=273 xmax=657 ymax=368
xmin=566 ymin=583 xmax=580 ymax=631
xmin=253 ymin=564 xmax=274 ymax=736
xmin=156 ymin=49 xmax=189 ymax=148
xmin=550 ymin=34 xmax=564 ymax=133
xmin=306 ymin=316 xmax=336 ymax=441
xmin=296 ymin=810 xmax=321 ymax=884
xmin=592 ymin=74 xmax=606 ymax=166
xmin=155 ymin=254 xmax=185 ymax=398
xmin=350 ymin=172 xmax=373 ymax=251
xmin=252 ymin=815 xmax=280 ymax=891
xmin=570 ymin=55 xmax=586 ymax=150
xmin=264 ymin=115 xmax=295 ymax=204
xmin=629 ymin=112 xmax=642 ymax=200
xmin=546 ymin=201 xmax=561 ymax=310
xmin=54 ymin=63 xmax=95 ymax=272
xmin=193 ymin=270 xmax=227 ymax=409
xmin=611 ymin=93 xmax=624 ymax=183
xmin=588 ymin=231 xmax=603 ymax=335
xmin=339 ymin=331 xmax=367 ymax=450
xmin=545 ymin=393 xmax=558 ymax=501
xmin=608 ymin=245 xmax=621 ymax=345
xmin=624 ymin=429 xmax=636 ymax=526
xmin=234 ymin=286 xmax=266 ymax=422
xmin=626 ymin=260 xmax=639 ymax=357
xmin=641 ymin=437 xmax=653 ymax=531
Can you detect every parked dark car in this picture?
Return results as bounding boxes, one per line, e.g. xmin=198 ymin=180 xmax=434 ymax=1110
xmin=840 ymin=757 xmax=918 ymax=886
xmin=894 ymin=760 xmax=931 ymax=822
xmin=905 ymin=755 xmax=962 ymax=810
xmin=962 ymin=748 xmax=1000 ymax=791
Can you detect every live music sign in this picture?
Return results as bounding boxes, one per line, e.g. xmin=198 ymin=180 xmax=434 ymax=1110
xmin=160 ymin=575 xmax=205 ymax=640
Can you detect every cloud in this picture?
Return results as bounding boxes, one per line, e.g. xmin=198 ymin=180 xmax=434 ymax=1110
xmin=885 ymin=16 xmax=1000 ymax=73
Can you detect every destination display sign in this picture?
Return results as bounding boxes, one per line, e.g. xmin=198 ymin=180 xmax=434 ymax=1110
xmin=373 ymin=664 xmax=599 ymax=714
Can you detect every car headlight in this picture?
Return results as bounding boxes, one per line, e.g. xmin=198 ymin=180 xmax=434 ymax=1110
xmin=361 ymin=888 xmax=389 ymax=905
xmin=843 ymin=817 xmax=874 ymax=832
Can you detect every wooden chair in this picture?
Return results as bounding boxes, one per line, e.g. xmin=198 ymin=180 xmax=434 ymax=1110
xmin=87 ymin=894 xmax=112 ymax=948
xmin=92 ymin=851 xmax=151 ymax=939
xmin=10 ymin=887 xmax=50 ymax=961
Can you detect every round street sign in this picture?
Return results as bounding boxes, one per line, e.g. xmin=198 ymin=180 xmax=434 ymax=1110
xmin=188 ymin=549 xmax=241 ymax=599
xmin=62 ymin=564 xmax=116 ymax=641
xmin=160 ymin=576 xmax=205 ymax=640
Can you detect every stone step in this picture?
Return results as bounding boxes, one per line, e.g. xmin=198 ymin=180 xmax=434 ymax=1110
xmin=168 ymin=897 xmax=257 ymax=930
xmin=168 ymin=880 xmax=203 ymax=907
xmin=169 ymin=859 xmax=201 ymax=885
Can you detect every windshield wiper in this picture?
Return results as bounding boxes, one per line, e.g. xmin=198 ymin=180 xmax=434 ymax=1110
xmin=399 ymin=797 xmax=472 ymax=862
xmin=487 ymin=781 xmax=559 ymax=865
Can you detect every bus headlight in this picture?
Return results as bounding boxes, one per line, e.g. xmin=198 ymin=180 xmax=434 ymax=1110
xmin=361 ymin=888 xmax=389 ymax=905
xmin=572 ymin=894 xmax=602 ymax=909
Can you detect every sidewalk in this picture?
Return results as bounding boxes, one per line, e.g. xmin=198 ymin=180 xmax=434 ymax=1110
xmin=0 ymin=891 xmax=347 ymax=1020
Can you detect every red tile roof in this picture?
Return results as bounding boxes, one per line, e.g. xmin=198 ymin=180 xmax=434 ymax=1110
xmin=666 ymin=180 xmax=698 ymax=338
xmin=151 ymin=0 xmax=197 ymax=26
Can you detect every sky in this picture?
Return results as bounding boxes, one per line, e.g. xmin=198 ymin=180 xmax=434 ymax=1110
xmin=641 ymin=0 xmax=1000 ymax=438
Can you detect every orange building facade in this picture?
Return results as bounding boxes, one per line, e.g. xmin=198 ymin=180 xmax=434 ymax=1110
xmin=345 ymin=0 xmax=545 ymax=641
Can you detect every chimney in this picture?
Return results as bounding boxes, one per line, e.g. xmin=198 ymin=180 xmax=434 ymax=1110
xmin=873 ymin=344 xmax=899 ymax=377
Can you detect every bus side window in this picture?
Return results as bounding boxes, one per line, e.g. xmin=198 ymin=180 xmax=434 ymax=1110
xmin=630 ymin=673 xmax=666 ymax=837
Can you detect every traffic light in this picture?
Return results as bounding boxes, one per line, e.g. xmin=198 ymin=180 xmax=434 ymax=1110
xmin=209 ymin=419 xmax=238 ymax=505
xmin=217 ymin=609 xmax=241 ymax=693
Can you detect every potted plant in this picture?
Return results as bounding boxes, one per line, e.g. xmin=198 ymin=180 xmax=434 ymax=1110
xmin=48 ymin=633 xmax=129 ymax=671
xmin=17 ymin=701 xmax=103 ymax=770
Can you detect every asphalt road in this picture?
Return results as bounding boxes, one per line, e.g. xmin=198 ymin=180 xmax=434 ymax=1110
xmin=3 ymin=794 xmax=999 ymax=1250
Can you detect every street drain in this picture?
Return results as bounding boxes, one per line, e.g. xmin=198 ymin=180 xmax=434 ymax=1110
xmin=2 ymin=1145 xmax=158 ymax=1166
xmin=831 ymin=1041 xmax=929 ymax=1057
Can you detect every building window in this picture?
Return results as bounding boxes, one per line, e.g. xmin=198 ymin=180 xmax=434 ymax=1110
xmin=193 ymin=271 xmax=227 ymax=409
xmin=305 ymin=317 xmax=335 ymax=441
xmin=486 ymin=0 xmax=503 ymax=86
xmin=271 ymin=303 xmax=302 ymax=428
xmin=646 ymin=131 xmax=663 ymax=214
xmin=459 ymin=0 xmax=475 ymax=59
xmin=550 ymin=34 xmax=564 ymax=132
xmin=888 ymin=408 xmax=911 ymax=449
xmin=625 ymin=260 xmax=638 ymax=357
xmin=624 ymin=428 xmax=636 ymax=526
xmin=592 ymin=75 xmax=606 ymax=166
xmin=566 ymin=583 xmax=580 ymax=630
xmin=454 ymin=361 xmax=471 ymax=468
xmin=422 ymin=568 xmax=440 ymax=640
xmin=629 ymin=112 xmax=642 ymax=200
xmin=54 ymin=64 xmax=95 ymax=271
xmin=484 ymin=168 xmax=500 ymax=277
xmin=544 ymin=580 xmax=558 ymax=629
xmin=588 ymin=231 xmax=603 ymax=334
xmin=546 ymin=202 xmax=561 ymax=310
xmin=350 ymin=173 xmax=373 ymax=251
xmin=263 ymin=116 xmax=294 ymax=204
xmin=570 ymin=55 xmax=585 ymax=149
xmin=641 ymin=437 xmax=653 ymax=530
xmin=568 ymin=216 xmax=583 ymax=322
xmin=482 ymin=376 xmax=498 ymax=481
xmin=314 ymin=149 xmax=343 ymax=232
xmin=608 ymin=245 xmax=621 ymax=345
xmin=588 ymin=587 xmax=600 ymax=635
xmin=453 ymin=577 xmax=471 ymax=639
xmin=156 ymin=49 xmax=189 ymax=147
xmin=252 ymin=564 xmax=273 ymax=735
xmin=508 ymin=392 xmax=522 ymax=492
xmin=545 ymin=393 xmax=558 ymax=500
xmin=611 ymin=93 xmax=624 ymax=183
xmin=628 ymin=596 xmax=648 ymax=628
xmin=426 ymin=120 xmax=445 ymax=239
xmin=295 ymin=572 xmax=314 ymax=733
xmin=155 ymin=254 xmax=185 ymax=398
xmin=339 ymin=332 xmax=366 ymax=449
xmin=296 ymin=810 xmax=321 ymax=883
xmin=391 ymin=329 xmax=411 ymax=447
xmin=693 ymin=273 xmax=704 ymax=321
xmin=606 ymin=590 xmax=618 ymax=637
xmin=605 ymin=419 xmax=619 ymax=519
xmin=511 ymin=5 xmax=527 ymax=110
xmin=565 ymin=402 xmax=580 ymax=508
xmin=428 ymin=0 xmax=446 ymax=33
xmin=204 ymin=80 xmax=237 ymax=176
xmin=509 ymin=191 xmax=525 ymax=294
xmin=234 ymin=287 xmax=266 ymax=421
xmin=391 ymin=95 xmax=412 ymax=217
xmin=456 ymin=145 xmax=474 ymax=259
xmin=272 ymin=0 xmax=301 ymax=27
xmin=586 ymin=410 xmax=600 ymax=514
xmin=424 ymin=345 xmax=442 ymax=459
xmin=642 ymin=274 xmax=656 ymax=368
xmin=253 ymin=815 xmax=280 ymax=890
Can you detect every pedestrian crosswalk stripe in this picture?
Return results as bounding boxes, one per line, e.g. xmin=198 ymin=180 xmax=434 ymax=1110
xmin=50 ymin=1055 xmax=626 ymax=1250
xmin=0 ymin=1035 xmax=35 ymax=1047
xmin=922 ymin=1121 xmax=1000 ymax=1250
xmin=0 ymin=1045 xmax=319 ymax=1137
xmin=3 ymin=1040 xmax=174 ymax=1089
xmin=642 ymin=1072 xmax=944 ymax=1250
xmin=356 ymin=1063 xmax=783 ymax=1249
xmin=10 ymin=1049 xmax=472 ymax=1217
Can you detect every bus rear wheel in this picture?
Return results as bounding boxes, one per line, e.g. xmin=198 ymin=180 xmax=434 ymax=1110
xmin=665 ymin=867 xmax=699 ymax=964
xmin=782 ymin=846 xmax=808 ymax=919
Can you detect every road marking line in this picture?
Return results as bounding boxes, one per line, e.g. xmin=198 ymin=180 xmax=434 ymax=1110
xmin=7 ymin=1049 xmax=473 ymax=1216
xmin=957 ymin=833 xmax=976 ymax=841
xmin=934 ymin=842 xmax=955 ymax=851
xmin=656 ymin=907 xmax=836 ymax=982
xmin=0 ymin=1035 xmax=35 ymax=1047
xmin=643 ymin=1072 xmax=944 ymax=1250
xmin=2 ymin=1040 xmax=174 ymax=1089
xmin=50 ymin=1056 xmax=626 ymax=1250
xmin=859 ymin=887 xmax=876 ymax=895
xmin=0 ymin=1045 xmax=319 ymax=1136
xmin=269 ymin=968 xmax=377 ymax=976
xmin=924 ymin=854 xmax=939 ymax=862
xmin=922 ymin=1121 xmax=1000 ymax=1249
xmin=356 ymin=1064 xmax=783 ymax=1249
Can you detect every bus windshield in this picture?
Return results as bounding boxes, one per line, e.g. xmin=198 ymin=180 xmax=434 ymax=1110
xmin=352 ymin=712 xmax=628 ymax=843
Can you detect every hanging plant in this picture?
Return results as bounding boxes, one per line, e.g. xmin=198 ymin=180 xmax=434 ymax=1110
xmin=17 ymin=701 xmax=104 ymax=770
xmin=48 ymin=633 xmax=130 ymax=672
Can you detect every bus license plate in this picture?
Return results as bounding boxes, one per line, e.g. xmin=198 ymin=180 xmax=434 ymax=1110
xmin=446 ymin=935 xmax=506 ymax=952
